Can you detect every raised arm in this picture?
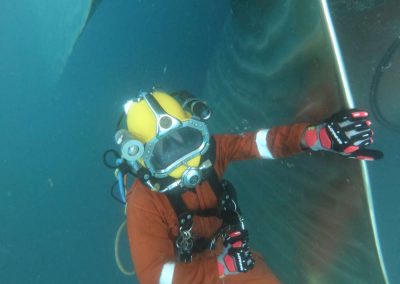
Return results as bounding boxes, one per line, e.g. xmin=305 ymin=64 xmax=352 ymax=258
xmin=213 ymin=123 xmax=309 ymax=170
xmin=214 ymin=109 xmax=383 ymax=168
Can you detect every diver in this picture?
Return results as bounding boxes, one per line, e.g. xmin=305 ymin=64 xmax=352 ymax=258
xmin=109 ymin=89 xmax=382 ymax=284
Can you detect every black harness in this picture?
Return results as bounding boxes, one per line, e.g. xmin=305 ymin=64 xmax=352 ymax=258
xmin=114 ymin=136 xmax=245 ymax=263
xmin=163 ymin=138 xmax=244 ymax=263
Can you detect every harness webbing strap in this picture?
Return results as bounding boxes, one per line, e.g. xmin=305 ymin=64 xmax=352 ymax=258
xmin=162 ymin=136 xmax=244 ymax=262
xmin=164 ymin=166 xmax=222 ymax=222
xmin=207 ymin=167 xmax=224 ymax=201
xmin=165 ymin=188 xmax=188 ymax=217
xmin=165 ymin=189 xmax=193 ymax=263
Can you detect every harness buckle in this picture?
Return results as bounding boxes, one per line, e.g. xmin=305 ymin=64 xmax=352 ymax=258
xmin=176 ymin=213 xmax=194 ymax=263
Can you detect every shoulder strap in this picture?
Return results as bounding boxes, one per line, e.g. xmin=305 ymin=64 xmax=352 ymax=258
xmin=199 ymin=136 xmax=223 ymax=199
xmin=164 ymin=189 xmax=193 ymax=263
xmin=164 ymin=189 xmax=190 ymax=223
xmin=207 ymin=167 xmax=224 ymax=199
xmin=165 ymin=188 xmax=219 ymax=219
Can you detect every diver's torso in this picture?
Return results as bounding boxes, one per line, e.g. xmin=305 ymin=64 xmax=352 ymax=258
xmin=130 ymin=178 xmax=223 ymax=242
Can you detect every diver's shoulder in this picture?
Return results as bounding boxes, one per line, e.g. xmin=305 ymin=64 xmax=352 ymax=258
xmin=126 ymin=180 xmax=169 ymax=212
xmin=212 ymin=132 xmax=255 ymax=144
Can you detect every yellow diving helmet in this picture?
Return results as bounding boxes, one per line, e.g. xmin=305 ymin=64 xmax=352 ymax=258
xmin=119 ymin=90 xmax=212 ymax=191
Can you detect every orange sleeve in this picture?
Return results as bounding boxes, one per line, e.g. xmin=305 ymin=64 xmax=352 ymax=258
xmin=213 ymin=132 xmax=260 ymax=174
xmin=266 ymin=123 xmax=309 ymax=158
xmin=214 ymin=123 xmax=308 ymax=170
xmin=126 ymin=191 xmax=173 ymax=284
xmin=126 ymin=185 xmax=220 ymax=284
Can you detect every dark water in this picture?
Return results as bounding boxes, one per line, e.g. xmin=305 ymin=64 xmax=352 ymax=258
xmin=0 ymin=1 xmax=398 ymax=283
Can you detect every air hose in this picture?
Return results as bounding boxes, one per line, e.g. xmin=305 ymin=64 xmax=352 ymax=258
xmin=369 ymin=34 xmax=400 ymax=134
xmin=114 ymin=219 xmax=135 ymax=276
xmin=104 ymin=149 xmax=135 ymax=276
xmin=114 ymin=174 xmax=135 ymax=276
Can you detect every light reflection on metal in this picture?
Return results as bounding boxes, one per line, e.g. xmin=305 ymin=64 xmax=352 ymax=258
xmin=320 ymin=1 xmax=389 ymax=283
xmin=320 ymin=0 xmax=354 ymax=108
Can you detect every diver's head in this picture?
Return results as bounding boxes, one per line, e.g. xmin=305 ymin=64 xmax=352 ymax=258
xmin=121 ymin=90 xmax=211 ymax=190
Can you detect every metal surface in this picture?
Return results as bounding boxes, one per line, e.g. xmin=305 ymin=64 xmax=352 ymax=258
xmin=320 ymin=1 xmax=389 ymax=283
xmin=327 ymin=1 xmax=400 ymax=283
xmin=203 ymin=0 xmax=389 ymax=282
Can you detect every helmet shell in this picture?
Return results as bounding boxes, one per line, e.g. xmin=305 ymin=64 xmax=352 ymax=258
xmin=126 ymin=91 xmax=200 ymax=179
xmin=126 ymin=91 xmax=192 ymax=143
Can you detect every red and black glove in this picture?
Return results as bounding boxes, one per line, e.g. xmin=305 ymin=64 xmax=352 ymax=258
xmin=303 ymin=109 xmax=383 ymax=161
xmin=217 ymin=229 xmax=255 ymax=278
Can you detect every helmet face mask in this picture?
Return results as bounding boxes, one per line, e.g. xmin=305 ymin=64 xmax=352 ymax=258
xmin=144 ymin=118 xmax=210 ymax=178
xmin=122 ymin=90 xmax=211 ymax=190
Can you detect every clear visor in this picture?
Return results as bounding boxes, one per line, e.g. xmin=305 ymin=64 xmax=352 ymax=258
xmin=150 ymin=127 xmax=204 ymax=171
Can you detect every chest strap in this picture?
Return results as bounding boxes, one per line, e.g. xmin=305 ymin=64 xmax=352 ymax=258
xmin=165 ymin=168 xmax=243 ymax=263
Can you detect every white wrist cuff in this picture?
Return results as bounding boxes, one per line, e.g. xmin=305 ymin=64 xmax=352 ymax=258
xmin=256 ymin=129 xmax=274 ymax=159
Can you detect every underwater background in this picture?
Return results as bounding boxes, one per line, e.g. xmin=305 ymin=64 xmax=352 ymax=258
xmin=0 ymin=0 xmax=399 ymax=283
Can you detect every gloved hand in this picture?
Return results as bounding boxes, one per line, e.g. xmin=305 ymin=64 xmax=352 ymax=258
xmin=217 ymin=229 xmax=255 ymax=278
xmin=303 ymin=109 xmax=383 ymax=160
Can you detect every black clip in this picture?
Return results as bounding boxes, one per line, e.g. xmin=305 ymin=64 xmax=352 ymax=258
xmin=175 ymin=213 xmax=194 ymax=263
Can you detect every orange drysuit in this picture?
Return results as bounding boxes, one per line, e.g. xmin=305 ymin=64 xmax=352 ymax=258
xmin=126 ymin=123 xmax=308 ymax=284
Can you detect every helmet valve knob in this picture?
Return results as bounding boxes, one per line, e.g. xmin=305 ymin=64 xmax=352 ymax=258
xmin=115 ymin=129 xmax=144 ymax=162
xmin=181 ymin=168 xmax=202 ymax=188
xmin=128 ymin=145 xmax=139 ymax=156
